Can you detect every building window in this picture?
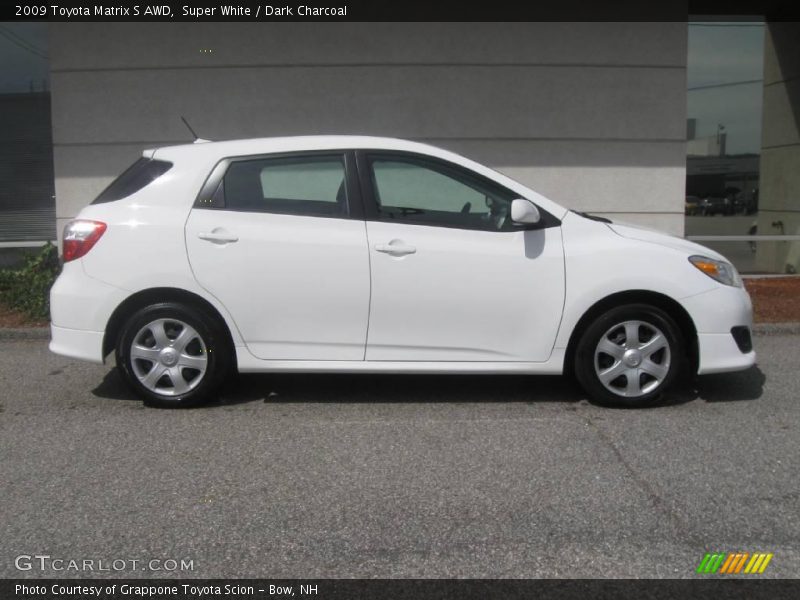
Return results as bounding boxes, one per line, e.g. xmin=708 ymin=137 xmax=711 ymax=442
xmin=685 ymin=20 xmax=765 ymax=273
xmin=0 ymin=23 xmax=54 ymax=244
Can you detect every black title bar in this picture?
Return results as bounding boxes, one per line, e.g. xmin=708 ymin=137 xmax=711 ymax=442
xmin=4 ymin=579 xmax=800 ymax=600
xmin=7 ymin=0 xmax=688 ymax=22
xmin=7 ymin=0 xmax=800 ymax=22
xmin=3 ymin=0 xmax=798 ymax=22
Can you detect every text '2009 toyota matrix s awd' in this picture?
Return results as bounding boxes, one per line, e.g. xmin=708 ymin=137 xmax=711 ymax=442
xmin=50 ymin=136 xmax=755 ymax=408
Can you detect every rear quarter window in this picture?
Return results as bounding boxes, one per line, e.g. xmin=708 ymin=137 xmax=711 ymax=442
xmin=92 ymin=158 xmax=173 ymax=204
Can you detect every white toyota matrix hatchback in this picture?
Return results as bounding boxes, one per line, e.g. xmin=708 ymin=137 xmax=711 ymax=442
xmin=50 ymin=136 xmax=755 ymax=408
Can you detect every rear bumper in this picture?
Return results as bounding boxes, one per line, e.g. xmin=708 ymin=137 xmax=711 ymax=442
xmin=681 ymin=285 xmax=756 ymax=375
xmin=49 ymin=260 xmax=128 ymax=365
xmin=49 ymin=324 xmax=105 ymax=364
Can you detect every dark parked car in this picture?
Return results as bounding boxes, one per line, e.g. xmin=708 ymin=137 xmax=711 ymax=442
xmin=700 ymin=196 xmax=734 ymax=216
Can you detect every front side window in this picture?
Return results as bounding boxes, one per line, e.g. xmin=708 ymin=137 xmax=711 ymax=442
xmin=368 ymin=157 xmax=517 ymax=230
xmin=219 ymin=155 xmax=347 ymax=216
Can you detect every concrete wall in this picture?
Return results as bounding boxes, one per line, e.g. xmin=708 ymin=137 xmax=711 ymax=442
xmin=756 ymin=22 xmax=800 ymax=273
xmin=49 ymin=22 xmax=688 ymax=238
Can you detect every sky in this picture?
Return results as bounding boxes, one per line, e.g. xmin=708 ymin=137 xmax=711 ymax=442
xmin=687 ymin=22 xmax=766 ymax=155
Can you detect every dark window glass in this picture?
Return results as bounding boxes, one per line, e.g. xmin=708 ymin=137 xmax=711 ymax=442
xmin=369 ymin=157 xmax=517 ymax=231
xmin=92 ymin=158 xmax=173 ymax=204
xmin=686 ymin=20 xmax=767 ymax=273
xmin=221 ymin=155 xmax=347 ymax=216
xmin=0 ymin=23 xmax=54 ymax=242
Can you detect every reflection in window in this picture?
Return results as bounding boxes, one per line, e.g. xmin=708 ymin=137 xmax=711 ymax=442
xmin=685 ymin=21 xmax=765 ymax=273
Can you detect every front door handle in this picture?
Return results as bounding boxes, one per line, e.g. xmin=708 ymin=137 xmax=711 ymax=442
xmin=374 ymin=240 xmax=416 ymax=256
xmin=198 ymin=230 xmax=239 ymax=244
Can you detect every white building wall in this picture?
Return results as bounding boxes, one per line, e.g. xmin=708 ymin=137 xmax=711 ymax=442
xmin=49 ymin=22 xmax=687 ymax=238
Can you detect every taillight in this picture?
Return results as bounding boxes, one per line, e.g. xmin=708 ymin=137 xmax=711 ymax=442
xmin=63 ymin=220 xmax=107 ymax=262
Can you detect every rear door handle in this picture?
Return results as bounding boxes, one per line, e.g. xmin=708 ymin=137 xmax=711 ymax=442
xmin=198 ymin=231 xmax=238 ymax=244
xmin=374 ymin=241 xmax=416 ymax=256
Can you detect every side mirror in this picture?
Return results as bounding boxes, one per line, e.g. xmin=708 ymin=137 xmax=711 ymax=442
xmin=510 ymin=198 xmax=541 ymax=225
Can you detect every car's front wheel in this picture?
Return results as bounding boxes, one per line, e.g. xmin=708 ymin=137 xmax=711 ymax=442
xmin=116 ymin=302 xmax=232 ymax=408
xmin=574 ymin=304 xmax=684 ymax=407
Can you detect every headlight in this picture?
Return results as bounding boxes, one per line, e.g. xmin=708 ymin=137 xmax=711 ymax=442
xmin=688 ymin=255 xmax=742 ymax=287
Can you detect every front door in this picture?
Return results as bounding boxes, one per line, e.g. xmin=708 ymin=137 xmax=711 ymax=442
xmin=360 ymin=153 xmax=565 ymax=362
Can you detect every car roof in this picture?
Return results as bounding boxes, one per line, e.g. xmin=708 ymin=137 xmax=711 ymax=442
xmin=149 ymin=135 xmax=459 ymax=163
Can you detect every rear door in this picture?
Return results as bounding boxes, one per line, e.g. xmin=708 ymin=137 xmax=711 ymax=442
xmin=185 ymin=151 xmax=371 ymax=361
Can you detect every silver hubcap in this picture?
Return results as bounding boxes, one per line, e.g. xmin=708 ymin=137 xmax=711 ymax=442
xmin=130 ymin=318 xmax=208 ymax=397
xmin=594 ymin=320 xmax=671 ymax=398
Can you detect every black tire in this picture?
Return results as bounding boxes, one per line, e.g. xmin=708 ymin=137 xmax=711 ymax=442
xmin=574 ymin=303 xmax=685 ymax=408
xmin=116 ymin=302 xmax=232 ymax=408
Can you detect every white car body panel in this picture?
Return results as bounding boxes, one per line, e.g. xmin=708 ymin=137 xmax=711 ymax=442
xmin=62 ymin=162 xmax=246 ymax=350
xmin=234 ymin=350 xmax=569 ymax=374
xmin=185 ymin=210 xmax=371 ymax=360
xmin=364 ymin=221 xmax=565 ymax=361
xmin=48 ymin=135 xmax=755 ymax=385
xmin=49 ymin=261 xmax=126 ymax=363
xmin=554 ymin=212 xmax=719 ymax=352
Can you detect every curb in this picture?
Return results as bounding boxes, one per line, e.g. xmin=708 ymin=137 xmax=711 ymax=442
xmin=1 ymin=323 xmax=799 ymax=341
xmin=752 ymin=322 xmax=800 ymax=335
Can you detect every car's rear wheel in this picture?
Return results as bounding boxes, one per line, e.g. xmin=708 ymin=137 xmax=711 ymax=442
xmin=116 ymin=302 xmax=232 ymax=408
xmin=574 ymin=304 xmax=684 ymax=407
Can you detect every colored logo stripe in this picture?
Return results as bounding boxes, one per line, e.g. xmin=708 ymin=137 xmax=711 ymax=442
xmin=744 ymin=553 xmax=774 ymax=574
xmin=697 ymin=552 xmax=773 ymax=574
xmin=719 ymin=553 xmax=748 ymax=573
xmin=697 ymin=553 xmax=726 ymax=573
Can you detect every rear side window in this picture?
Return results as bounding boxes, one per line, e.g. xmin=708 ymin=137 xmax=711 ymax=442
xmin=216 ymin=155 xmax=347 ymax=217
xmin=92 ymin=158 xmax=173 ymax=204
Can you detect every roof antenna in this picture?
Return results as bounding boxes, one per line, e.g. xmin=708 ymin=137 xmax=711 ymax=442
xmin=180 ymin=116 xmax=210 ymax=143
xmin=181 ymin=116 xmax=198 ymax=140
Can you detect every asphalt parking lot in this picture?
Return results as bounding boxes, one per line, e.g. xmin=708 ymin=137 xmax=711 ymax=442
xmin=1 ymin=332 xmax=798 ymax=579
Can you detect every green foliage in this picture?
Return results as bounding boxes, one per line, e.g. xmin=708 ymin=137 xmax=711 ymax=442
xmin=0 ymin=243 xmax=61 ymax=321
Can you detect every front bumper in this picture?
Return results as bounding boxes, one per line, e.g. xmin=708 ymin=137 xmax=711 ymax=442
xmin=681 ymin=284 xmax=756 ymax=375
xmin=694 ymin=331 xmax=755 ymax=374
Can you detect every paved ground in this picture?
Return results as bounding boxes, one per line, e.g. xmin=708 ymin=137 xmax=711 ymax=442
xmin=0 ymin=333 xmax=798 ymax=579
